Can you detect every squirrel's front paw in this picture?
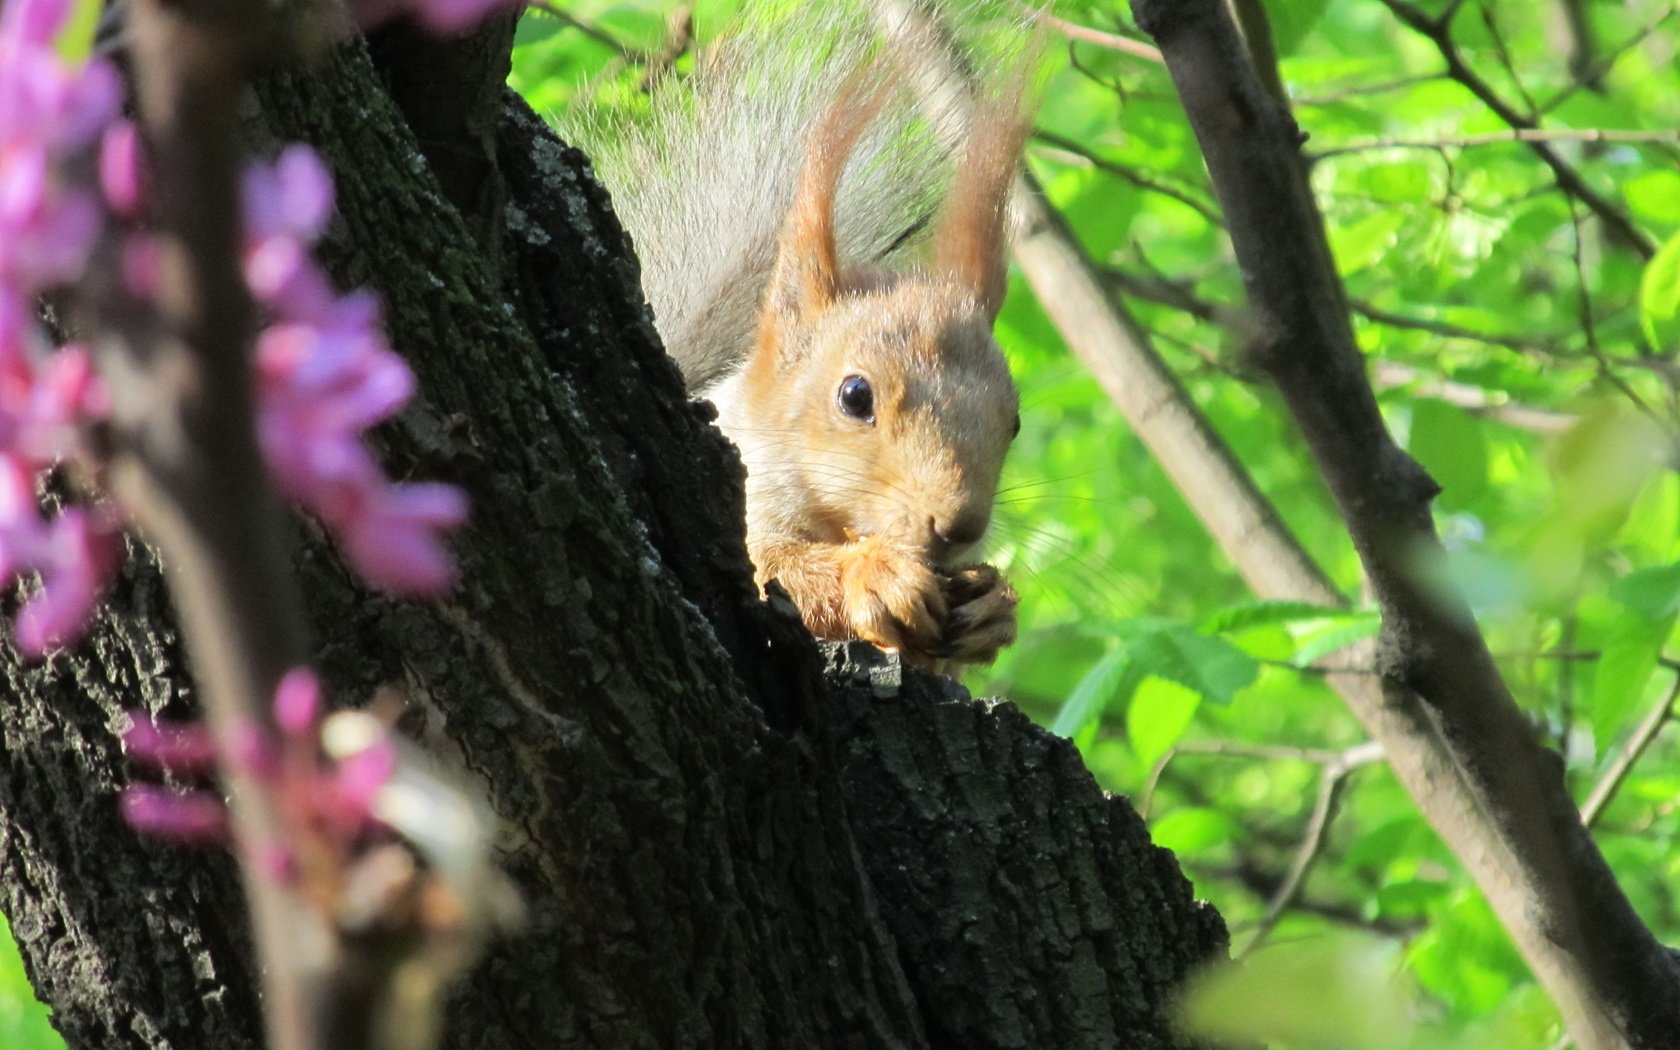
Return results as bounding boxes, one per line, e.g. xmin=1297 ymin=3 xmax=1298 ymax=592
xmin=937 ymin=564 xmax=1019 ymax=665
xmin=841 ymin=536 xmax=947 ymax=656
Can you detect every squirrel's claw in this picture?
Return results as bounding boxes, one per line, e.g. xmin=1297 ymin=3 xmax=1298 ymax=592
xmin=935 ymin=564 xmax=1019 ymax=665
xmin=841 ymin=537 xmax=948 ymax=656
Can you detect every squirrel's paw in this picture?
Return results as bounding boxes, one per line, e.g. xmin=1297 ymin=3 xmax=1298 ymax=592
xmin=841 ymin=537 xmax=948 ymax=657
xmin=936 ymin=564 xmax=1019 ymax=665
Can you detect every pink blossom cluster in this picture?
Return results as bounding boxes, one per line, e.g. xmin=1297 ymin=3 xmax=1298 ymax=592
xmin=0 ymin=0 xmax=126 ymax=654
xmin=243 ymin=147 xmax=467 ymax=595
xmin=123 ymin=669 xmax=400 ymax=887
xmin=0 ymin=0 xmax=472 ymax=656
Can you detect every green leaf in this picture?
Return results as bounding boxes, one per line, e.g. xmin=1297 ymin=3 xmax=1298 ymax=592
xmin=1177 ymin=936 xmax=1413 ymax=1049
xmin=1049 ymin=648 xmax=1134 ymax=738
xmin=1590 ymin=608 xmax=1674 ymax=743
xmin=1126 ymin=675 xmax=1201 ymax=766
xmin=1640 ymin=229 xmax=1680 ymax=352
xmin=1625 ymin=170 xmax=1680 ymax=225
xmin=1376 ymin=878 xmax=1451 ymax=918
xmin=1127 ymin=625 xmax=1259 ymax=705
xmin=1408 ymin=401 xmax=1489 ymax=508
xmin=1330 ymin=210 xmax=1407 ymax=277
xmin=1609 ymin=563 xmax=1680 ymax=621
xmin=514 ymin=12 xmax=565 ymax=47
xmin=1149 ymin=807 xmax=1239 ymax=854
xmin=56 ymin=0 xmax=102 ymax=61
xmin=0 ymin=917 xmax=61 ymax=1050
xmin=1266 ymin=0 xmax=1333 ymax=56
xmin=1292 ymin=613 xmax=1383 ymax=666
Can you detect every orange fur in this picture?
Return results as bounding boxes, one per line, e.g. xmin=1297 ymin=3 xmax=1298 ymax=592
xmin=705 ymin=61 xmax=1031 ymax=668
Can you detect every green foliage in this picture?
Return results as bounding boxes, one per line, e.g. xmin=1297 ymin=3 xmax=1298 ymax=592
xmin=513 ymin=2 xmax=1680 ymax=1047
xmin=0 ymin=917 xmax=59 ymax=1050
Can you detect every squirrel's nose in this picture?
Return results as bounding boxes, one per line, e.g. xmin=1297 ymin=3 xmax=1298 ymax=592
xmin=931 ymin=512 xmax=989 ymax=554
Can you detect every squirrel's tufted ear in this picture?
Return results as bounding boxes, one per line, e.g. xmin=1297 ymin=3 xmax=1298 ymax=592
xmin=762 ymin=65 xmax=898 ymax=332
xmin=930 ymin=78 xmax=1033 ymax=322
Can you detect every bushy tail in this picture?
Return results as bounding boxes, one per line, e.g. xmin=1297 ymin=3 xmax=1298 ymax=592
xmin=568 ymin=4 xmax=958 ymax=392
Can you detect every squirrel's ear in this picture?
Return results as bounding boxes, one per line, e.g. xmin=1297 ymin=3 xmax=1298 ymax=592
xmin=931 ymin=82 xmax=1033 ymax=321
xmin=764 ymin=66 xmax=897 ymax=328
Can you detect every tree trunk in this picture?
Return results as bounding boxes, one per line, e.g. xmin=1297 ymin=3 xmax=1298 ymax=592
xmin=0 ymin=34 xmax=1226 ymax=1050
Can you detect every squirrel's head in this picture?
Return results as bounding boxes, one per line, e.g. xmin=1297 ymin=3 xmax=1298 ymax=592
xmin=743 ymin=277 xmax=1018 ymax=566
xmin=732 ymin=71 xmax=1029 ymax=566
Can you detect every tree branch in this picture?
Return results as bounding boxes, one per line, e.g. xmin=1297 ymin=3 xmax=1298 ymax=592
xmin=1132 ymin=1 xmax=1680 ymax=1046
xmin=113 ymin=2 xmax=318 ymax=1048
xmin=1580 ymin=672 xmax=1680 ymax=829
xmin=1310 ymin=126 xmax=1680 ymax=163
xmin=1376 ymin=0 xmax=1655 ymax=259
xmin=1240 ymin=741 xmax=1384 ymax=956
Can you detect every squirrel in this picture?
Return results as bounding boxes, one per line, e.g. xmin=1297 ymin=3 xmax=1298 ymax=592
xmin=578 ymin=11 xmax=1030 ymax=668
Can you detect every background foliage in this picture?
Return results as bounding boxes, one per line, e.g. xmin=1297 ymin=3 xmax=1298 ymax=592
xmin=4 ymin=1 xmax=1674 ymax=1047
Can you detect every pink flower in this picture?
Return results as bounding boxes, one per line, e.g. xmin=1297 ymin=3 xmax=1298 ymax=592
xmin=343 ymin=483 xmax=469 ymax=595
xmin=249 ymin=260 xmax=464 ymax=595
xmin=14 ymin=505 xmax=121 ymax=655
xmin=0 ymin=0 xmax=70 ymax=48
xmin=99 ymin=120 xmax=142 ymax=217
xmin=243 ymin=145 xmax=334 ymax=245
xmin=120 ymin=785 xmax=229 ymax=843
xmin=122 ymin=668 xmax=406 ymax=879
xmin=123 ymin=716 xmax=220 ymax=774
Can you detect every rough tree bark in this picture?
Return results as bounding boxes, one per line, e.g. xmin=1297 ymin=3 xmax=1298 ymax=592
xmin=0 ymin=26 xmax=1225 ymax=1050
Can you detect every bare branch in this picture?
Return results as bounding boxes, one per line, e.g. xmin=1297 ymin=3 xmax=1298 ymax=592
xmin=117 ymin=2 xmax=318 ymax=1048
xmin=1542 ymin=3 xmax=1676 ymax=114
xmin=1371 ymin=361 xmax=1576 ymax=435
xmin=1241 ymin=741 xmax=1385 ymax=956
xmin=1310 ymin=126 xmax=1680 ymax=163
xmin=1580 ymin=673 xmax=1680 ymax=829
xmin=1132 ymin=0 xmax=1680 ymax=1045
xmin=1376 ymin=0 xmax=1656 ymax=259
xmin=1350 ymin=298 xmax=1569 ymax=357
xmin=1007 ymin=3 xmax=1164 ymax=63
xmin=1033 ymin=130 xmax=1223 ymax=224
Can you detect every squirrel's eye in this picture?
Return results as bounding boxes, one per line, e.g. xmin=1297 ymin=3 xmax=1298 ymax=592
xmin=837 ymin=374 xmax=875 ymax=424
xmin=1011 ymin=413 xmax=1021 ymax=439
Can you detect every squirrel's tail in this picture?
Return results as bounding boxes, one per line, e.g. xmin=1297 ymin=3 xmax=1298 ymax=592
xmin=569 ymin=5 xmax=956 ymax=392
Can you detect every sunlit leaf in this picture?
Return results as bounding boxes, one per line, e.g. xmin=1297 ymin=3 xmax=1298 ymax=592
xmin=1640 ymin=229 xmax=1680 ymax=353
xmin=1127 ymin=625 xmax=1259 ymax=705
xmin=56 ymin=0 xmax=102 ymax=61
xmin=1127 ymin=675 xmax=1200 ymax=765
xmin=1149 ymin=807 xmax=1239 ymax=854
xmin=1408 ymin=401 xmax=1489 ymax=508
xmin=1049 ymin=648 xmax=1135 ymax=738
xmin=1292 ymin=613 xmax=1382 ymax=666
xmin=1177 ymin=936 xmax=1413 ymax=1049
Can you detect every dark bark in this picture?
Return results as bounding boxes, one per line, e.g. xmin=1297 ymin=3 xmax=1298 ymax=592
xmin=0 ymin=33 xmax=1225 ymax=1050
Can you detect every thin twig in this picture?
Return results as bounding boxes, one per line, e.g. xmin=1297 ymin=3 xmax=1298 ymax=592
xmin=1007 ymin=2 xmax=1163 ymax=63
xmin=1310 ymin=126 xmax=1680 ymax=162
xmin=1377 ymin=0 xmax=1656 ymax=259
xmin=1580 ymin=673 xmax=1680 ymax=828
xmin=1371 ymin=361 xmax=1576 ymax=434
xmin=523 ymin=2 xmax=629 ymax=54
xmin=1542 ymin=3 xmax=1677 ymax=115
xmin=1140 ymin=739 xmax=1364 ymax=817
xmin=1033 ymin=130 xmax=1223 ymax=224
xmin=1350 ymin=298 xmax=1567 ymax=357
xmin=1134 ymin=0 xmax=1680 ymax=1044
xmin=1241 ymin=741 xmax=1385 ymax=956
